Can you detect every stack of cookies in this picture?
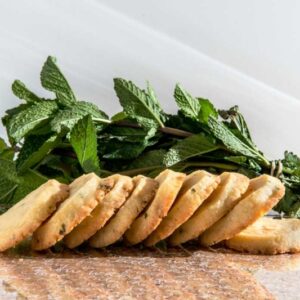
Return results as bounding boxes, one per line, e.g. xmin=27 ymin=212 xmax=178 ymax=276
xmin=0 ymin=169 xmax=298 ymax=255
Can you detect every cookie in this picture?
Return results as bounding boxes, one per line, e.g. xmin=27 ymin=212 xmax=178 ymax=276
xmin=145 ymin=171 xmax=220 ymax=246
xmin=124 ymin=169 xmax=185 ymax=245
xmin=0 ymin=179 xmax=68 ymax=252
xmin=226 ymin=217 xmax=300 ymax=254
xmin=200 ymin=175 xmax=285 ymax=247
xmin=32 ymin=173 xmax=104 ymax=250
xmin=90 ymin=175 xmax=158 ymax=248
xmin=64 ymin=174 xmax=133 ymax=248
xmin=169 ymin=172 xmax=249 ymax=245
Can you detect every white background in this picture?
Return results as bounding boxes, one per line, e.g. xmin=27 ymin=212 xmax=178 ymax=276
xmin=0 ymin=0 xmax=299 ymax=158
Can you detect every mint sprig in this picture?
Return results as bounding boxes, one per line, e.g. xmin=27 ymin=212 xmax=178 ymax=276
xmin=114 ymin=78 xmax=166 ymax=129
xmin=6 ymin=101 xmax=58 ymax=144
xmin=174 ymin=84 xmax=201 ymax=120
xmin=51 ymin=101 xmax=109 ymax=133
xmin=0 ymin=55 xmax=299 ymax=217
xmin=70 ymin=115 xmax=100 ymax=173
xmin=164 ymin=134 xmax=219 ymax=167
xmin=41 ymin=56 xmax=76 ymax=106
xmin=16 ymin=134 xmax=61 ymax=173
xmin=12 ymin=80 xmax=42 ymax=103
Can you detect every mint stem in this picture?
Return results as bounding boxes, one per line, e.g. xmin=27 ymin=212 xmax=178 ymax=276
xmin=160 ymin=127 xmax=192 ymax=137
xmin=120 ymin=161 xmax=238 ymax=176
xmin=182 ymin=162 xmax=238 ymax=170
xmin=120 ymin=166 xmax=160 ymax=176
xmin=92 ymin=118 xmax=112 ymax=124
xmin=114 ymin=120 xmax=193 ymax=137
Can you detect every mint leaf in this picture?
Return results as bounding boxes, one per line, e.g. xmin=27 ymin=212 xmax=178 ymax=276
xmin=128 ymin=149 xmax=166 ymax=170
xmin=27 ymin=123 xmax=53 ymax=136
xmin=197 ymin=98 xmax=218 ymax=123
xmin=2 ymin=104 xmax=31 ymax=128
xmin=12 ymin=80 xmax=41 ymax=103
xmin=51 ymin=109 xmax=83 ymax=133
xmin=0 ymin=159 xmax=19 ymax=203
xmin=225 ymin=155 xmax=248 ymax=165
xmin=0 ymin=138 xmax=7 ymax=153
xmin=146 ymin=81 xmax=161 ymax=108
xmin=111 ymin=111 xmax=127 ymax=122
xmin=0 ymin=138 xmax=14 ymax=161
xmin=101 ymin=128 xmax=157 ymax=160
xmin=0 ymin=158 xmax=48 ymax=211
xmin=75 ymin=101 xmax=109 ymax=134
xmin=11 ymin=169 xmax=47 ymax=204
xmin=224 ymin=156 xmax=261 ymax=172
xmin=16 ymin=134 xmax=61 ymax=173
xmin=164 ymin=134 xmax=219 ymax=167
xmin=114 ymin=78 xmax=165 ymax=129
xmin=102 ymin=142 xmax=149 ymax=160
xmin=7 ymin=101 xmax=58 ymax=143
xmin=274 ymin=187 xmax=300 ymax=217
xmin=165 ymin=112 xmax=203 ymax=134
xmin=70 ymin=115 xmax=100 ymax=173
xmin=73 ymin=101 xmax=109 ymax=121
xmin=38 ymin=153 xmax=82 ymax=183
xmin=51 ymin=101 xmax=109 ymax=133
xmin=219 ymin=106 xmax=258 ymax=150
xmin=248 ymin=159 xmax=262 ymax=172
xmin=288 ymin=202 xmax=300 ymax=218
xmin=208 ymin=117 xmax=261 ymax=160
xmin=175 ymin=86 xmax=218 ymax=124
xmin=174 ymin=84 xmax=200 ymax=120
xmin=41 ymin=56 xmax=76 ymax=106
xmin=124 ymin=149 xmax=167 ymax=178
xmin=282 ymin=151 xmax=300 ymax=176
xmin=100 ymin=126 xmax=152 ymax=143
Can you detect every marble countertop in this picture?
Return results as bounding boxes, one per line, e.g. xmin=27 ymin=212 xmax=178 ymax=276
xmin=0 ymin=247 xmax=299 ymax=299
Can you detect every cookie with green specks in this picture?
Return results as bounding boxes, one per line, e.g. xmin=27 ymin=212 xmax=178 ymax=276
xmin=64 ymin=174 xmax=133 ymax=249
xmin=200 ymin=174 xmax=285 ymax=247
xmin=226 ymin=217 xmax=300 ymax=254
xmin=0 ymin=179 xmax=68 ymax=252
xmin=90 ymin=175 xmax=158 ymax=248
xmin=169 ymin=172 xmax=249 ymax=246
xmin=32 ymin=173 xmax=109 ymax=250
xmin=145 ymin=170 xmax=220 ymax=247
xmin=124 ymin=169 xmax=185 ymax=245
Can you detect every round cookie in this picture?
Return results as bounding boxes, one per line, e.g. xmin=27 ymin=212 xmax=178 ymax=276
xmin=200 ymin=174 xmax=285 ymax=247
xmin=145 ymin=171 xmax=220 ymax=246
xmin=226 ymin=217 xmax=300 ymax=254
xmin=124 ymin=169 xmax=186 ymax=245
xmin=32 ymin=173 xmax=107 ymax=250
xmin=89 ymin=175 xmax=158 ymax=248
xmin=64 ymin=174 xmax=133 ymax=248
xmin=169 ymin=172 xmax=249 ymax=246
xmin=0 ymin=179 xmax=68 ymax=252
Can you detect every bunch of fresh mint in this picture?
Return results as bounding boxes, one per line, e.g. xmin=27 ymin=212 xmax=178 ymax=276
xmin=0 ymin=56 xmax=299 ymax=216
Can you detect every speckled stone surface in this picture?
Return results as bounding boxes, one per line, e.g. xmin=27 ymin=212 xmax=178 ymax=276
xmin=0 ymin=246 xmax=299 ymax=299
